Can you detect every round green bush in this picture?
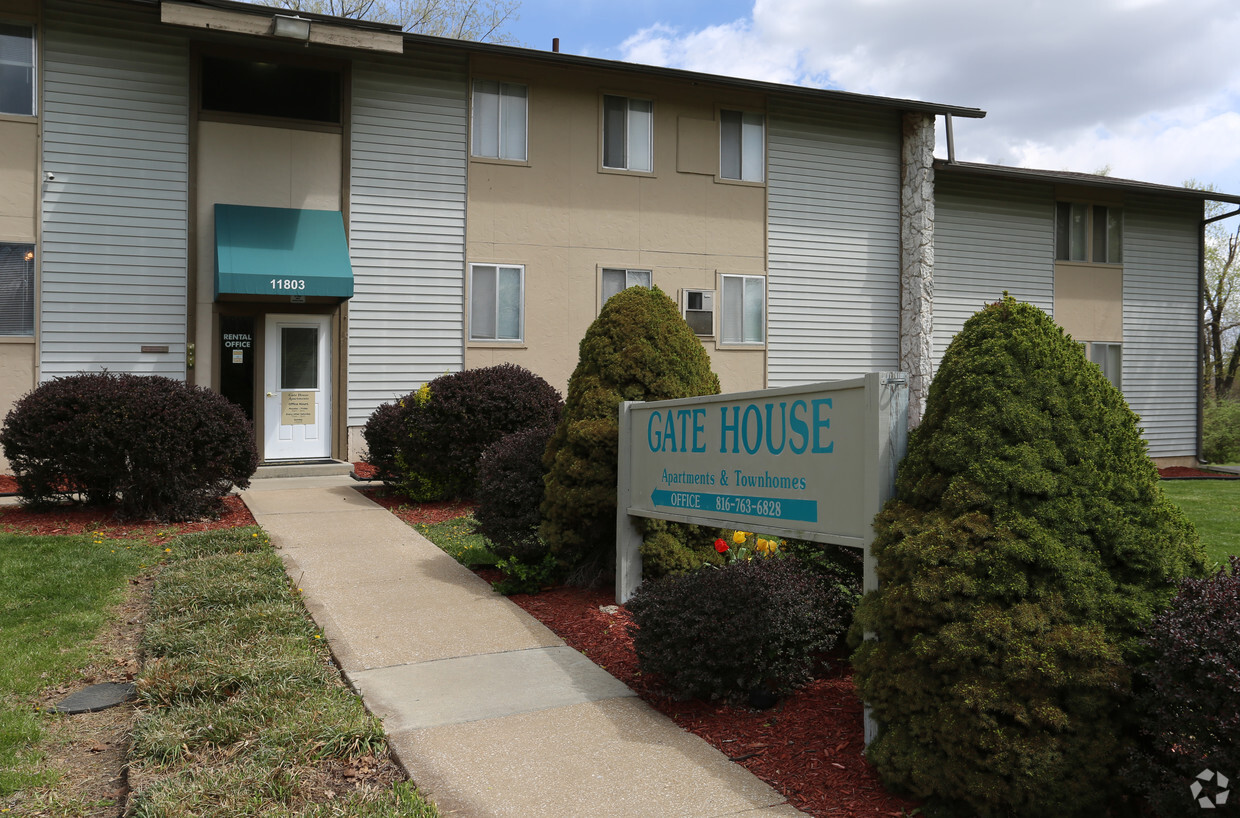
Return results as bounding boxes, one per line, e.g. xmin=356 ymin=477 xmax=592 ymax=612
xmin=0 ymin=372 xmax=257 ymax=521
xmin=1124 ymin=556 xmax=1240 ymax=817
xmin=361 ymin=399 xmax=404 ymax=482
xmin=851 ymin=295 xmax=1205 ymax=818
xmin=539 ymin=286 xmax=720 ymax=583
xmin=627 ymin=557 xmax=851 ymax=701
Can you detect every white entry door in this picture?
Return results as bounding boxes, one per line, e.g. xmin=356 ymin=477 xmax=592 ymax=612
xmin=263 ymin=314 xmax=331 ymax=461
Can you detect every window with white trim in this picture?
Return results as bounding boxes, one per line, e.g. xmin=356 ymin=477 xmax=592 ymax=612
xmin=602 ymin=94 xmax=652 ymax=172
xmin=0 ymin=243 xmax=34 ymax=336
xmin=469 ymin=264 xmax=524 ymax=342
xmin=720 ymin=274 xmax=765 ymax=344
xmin=1056 ymin=202 xmax=1122 ymax=263
xmin=1088 ymin=341 xmax=1122 ymax=391
xmin=720 ymin=110 xmax=764 ymax=182
xmin=601 ymin=268 xmax=650 ymax=306
xmin=0 ymin=23 xmax=35 ymax=117
xmin=472 ymin=80 xmax=527 ymax=161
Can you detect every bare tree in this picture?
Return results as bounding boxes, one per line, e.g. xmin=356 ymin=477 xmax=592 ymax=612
xmin=1190 ymin=181 xmax=1240 ymax=398
xmin=263 ymin=0 xmax=521 ymax=43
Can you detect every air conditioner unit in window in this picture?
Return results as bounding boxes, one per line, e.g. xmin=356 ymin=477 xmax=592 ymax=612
xmin=680 ymin=288 xmax=715 ymax=336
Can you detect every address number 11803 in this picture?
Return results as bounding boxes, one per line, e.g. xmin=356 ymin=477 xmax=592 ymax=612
xmin=270 ymin=279 xmax=306 ymax=291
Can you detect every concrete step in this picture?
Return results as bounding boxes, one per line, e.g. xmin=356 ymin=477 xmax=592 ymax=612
xmin=253 ymin=460 xmax=354 ymax=480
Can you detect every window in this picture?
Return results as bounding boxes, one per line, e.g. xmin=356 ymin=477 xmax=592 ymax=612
xmin=200 ymin=55 xmax=341 ymax=124
xmin=472 ymin=80 xmax=527 ymax=161
xmin=470 ymin=264 xmax=523 ymax=341
xmin=601 ymin=268 xmax=650 ymax=305
xmin=602 ymin=94 xmax=652 ymax=172
xmin=0 ymin=243 xmax=34 ymax=336
xmin=0 ymin=23 xmax=35 ymax=116
xmin=720 ymin=110 xmax=764 ymax=182
xmin=1056 ymin=202 xmax=1122 ymax=263
xmin=1089 ymin=342 xmax=1122 ymax=391
xmin=720 ymin=274 xmax=765 ymax=344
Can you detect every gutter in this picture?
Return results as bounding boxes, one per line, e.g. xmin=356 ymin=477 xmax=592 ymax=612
xmin=1198 ymin=204 xmax=1240 ymax=464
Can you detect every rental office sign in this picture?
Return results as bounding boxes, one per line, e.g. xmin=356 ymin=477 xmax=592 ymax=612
xmin=615 ymin=372 xmax=910 ymax=606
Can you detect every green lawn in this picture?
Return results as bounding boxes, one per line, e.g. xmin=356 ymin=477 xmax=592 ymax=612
xmin=0 ymin=531 xmax=151 ymax=797
xmin=0 ymin=527 xmax=439 ymax=815
xmin=414 ymin=516 xmax=498 ymax=567
xmin=1161 ymin=480 xmax=1240 ymax=569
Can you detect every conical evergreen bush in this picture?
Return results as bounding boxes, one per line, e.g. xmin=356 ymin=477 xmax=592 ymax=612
xmin=540 ymin=286 xmax=720 ymax=582
xmin=851 ymin=295 xmax=1204 ymax=817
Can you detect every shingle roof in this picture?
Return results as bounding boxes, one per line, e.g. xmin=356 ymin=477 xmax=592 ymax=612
xmin=935 ymin=160 xmax=1240 ymax=206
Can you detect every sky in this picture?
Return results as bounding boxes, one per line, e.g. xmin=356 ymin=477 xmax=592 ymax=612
xmin=502 ymin=0 xmax=1240 ymax=198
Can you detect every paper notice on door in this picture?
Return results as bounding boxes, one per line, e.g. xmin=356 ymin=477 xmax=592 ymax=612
xmin=281 ymin=391 xmax=316 ymax=425
xmin=232 ymin=349 xmax=244 ymax=364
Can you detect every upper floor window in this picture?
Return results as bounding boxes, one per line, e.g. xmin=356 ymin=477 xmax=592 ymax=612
xmin=469 ymin=263 xmax=524 ymax=342
xmin=200 ymin=55 xmax=340 ymax=124
xmin=603 ymin=94 xmax=652 ymax=172
xmin=0 ymin=243 xmax=35 ymax=336
xmin=472 ymin=80 xmax=527 ymax=161
xmin=720 ymin=110 xmax=763 ymax=182
xmin=0 ymin=23 xmax=35 ymax=117
xmin=720 ymin=274 xmax=765 ymax=345
xmin=1056 ymin=202 xmax=1122 ymax=264
xmin=601 ymin=268 xmax=650 ymax=306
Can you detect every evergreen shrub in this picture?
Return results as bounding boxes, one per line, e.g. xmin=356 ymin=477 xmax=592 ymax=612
xmin=851 ymin=295 xmax=1205 ymax=818
xmin=0 ymin=372 xmax=257 ymax=520
xmin=475 ymin=423 xmax=556 ymax=562
xmin=1124 ymin=556 xmax=1240 ymax=817
xmin=627 ymin=557 xmax=850 ymax=700
xmin=540 ymin=286 xmax=720 ymax=581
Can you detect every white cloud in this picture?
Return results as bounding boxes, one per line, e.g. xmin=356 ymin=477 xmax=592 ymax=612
xmin=618 ymin=0 xmax=1240 ymax=192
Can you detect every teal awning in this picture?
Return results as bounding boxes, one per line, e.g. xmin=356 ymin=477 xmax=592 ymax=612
xmin=214 ymin=204 xmax=354 ymax=299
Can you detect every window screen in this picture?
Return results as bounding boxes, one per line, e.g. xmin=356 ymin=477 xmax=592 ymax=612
xmin=0 ymin=243 xmax=34 ymax=336
xmin=0 ymin=23 xmax=34 ymax=116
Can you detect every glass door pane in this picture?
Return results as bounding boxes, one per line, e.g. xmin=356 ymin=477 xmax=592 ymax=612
xmin=281 ymin=326 xmax=318 ymax=389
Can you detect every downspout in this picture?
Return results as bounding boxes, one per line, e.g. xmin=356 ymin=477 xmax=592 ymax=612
xmin=1198 ymin=204 xmax=1240 ymax=463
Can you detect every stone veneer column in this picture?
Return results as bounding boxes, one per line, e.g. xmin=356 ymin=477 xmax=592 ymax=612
xmin=900 ymin=113 xmax=935 ymax=427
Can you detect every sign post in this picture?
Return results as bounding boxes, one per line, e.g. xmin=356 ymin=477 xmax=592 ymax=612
xmin=615 ymin=372 xmax=908 ymax=744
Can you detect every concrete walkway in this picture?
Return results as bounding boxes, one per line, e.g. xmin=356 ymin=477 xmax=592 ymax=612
xmin=241 ymin=475 xmax=804 ymax=817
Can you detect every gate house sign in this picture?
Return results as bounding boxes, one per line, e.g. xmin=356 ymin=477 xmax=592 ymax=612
xmin=615 ymin=372 xmax=909 ymax=605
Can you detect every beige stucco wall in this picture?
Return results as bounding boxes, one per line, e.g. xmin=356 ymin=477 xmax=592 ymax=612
xmin=1054 ymin=262 xmax=1123 ymax=343
xmin=192 ymin=120 xmax=343 ymax=384
xmin=0 ymin=116 xmax=39 ymax=473
xmin=0 ymin=119 xmax=37 ymax=243
xmin=465 ymin=56 xmax=768 ymax=396
xmin=0 ymin=341 xmax=35 ymax=472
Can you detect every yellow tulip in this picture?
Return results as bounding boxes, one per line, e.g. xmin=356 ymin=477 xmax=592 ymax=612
xmin=732 ymin=531 xmax=748 ymax=544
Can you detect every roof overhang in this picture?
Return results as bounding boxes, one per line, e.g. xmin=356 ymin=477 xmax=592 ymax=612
xmin=934 ymin=160 xmax=1240 ymax=206
xmin=161 ymin=0 xmax=404 ymax=53
xmin=214 ymin=204 xmax=354 ymax=300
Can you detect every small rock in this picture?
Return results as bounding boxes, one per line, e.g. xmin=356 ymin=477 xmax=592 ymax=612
xmin=599 ymin=605 xmax=620 ymax=615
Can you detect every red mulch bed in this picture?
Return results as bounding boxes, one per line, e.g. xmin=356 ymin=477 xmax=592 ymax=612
xmin=0 ymin=494 xmax=256 ymax=541
xmin=357 ymin=486 xmax=478 ymax=526
xmin=473 ymin=567 xmax=916 ymax=817
xmin=1158 ymin=466 xmax=1238 ymax=479
xmin=352 ymin=461 xmax=379 ymax=481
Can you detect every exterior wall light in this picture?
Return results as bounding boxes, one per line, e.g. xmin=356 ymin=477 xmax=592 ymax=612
xmin=272 ymin=15 xmax=311 ymax=41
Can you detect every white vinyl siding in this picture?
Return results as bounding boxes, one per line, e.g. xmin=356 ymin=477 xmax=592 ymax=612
xmin=933 ymin=175 xmax=1055 ymax=361
xmin=1123 ymin=195 xmax=1200 ymax=458
xmin=348 ymin=56 xmax=468 ymax=426
xmin=767 ymin=99 xmax=901 ymax=385
xmin=40 ymin=1 xmax=189 ymax=379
